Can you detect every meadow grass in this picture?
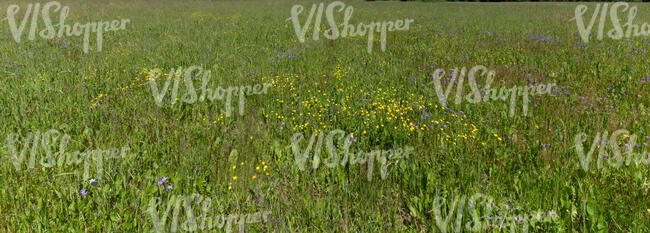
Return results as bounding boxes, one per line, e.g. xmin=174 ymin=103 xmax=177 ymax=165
xmin=0 ymin=0 xmax=649 ymax=232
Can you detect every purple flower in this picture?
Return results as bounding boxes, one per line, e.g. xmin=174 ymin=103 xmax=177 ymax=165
xmin=158 ymin=177 xmax=168 ymax=186
xmin=89 ymin=179 xmax=98 ymax=184
xmin=80 ymin=189 xmax=87 ymax=196
xmin=166 ymin=185 xmax=173 ymax=190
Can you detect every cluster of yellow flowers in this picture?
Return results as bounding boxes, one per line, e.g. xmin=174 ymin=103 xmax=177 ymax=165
xmin=228 ymin=160 xmax=270 ymax=191
xmin=90 ymin=93 xmax=108 ymax=107
xmin=264 ymin=65 xmax=492 ymax=146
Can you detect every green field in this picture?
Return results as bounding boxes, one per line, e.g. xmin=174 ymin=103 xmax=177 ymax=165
xmin=1 ymin=0 xmax=649 ymax=232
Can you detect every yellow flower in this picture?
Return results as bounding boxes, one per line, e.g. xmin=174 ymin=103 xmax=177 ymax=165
xmin=233 ymin=176 xmax=237 ymax=180
xmin=228 ymin=186 xmax=232 ymax=190
xmin=252 ymin=176 xmax=256 ymax=180
xmin=263 ymin=165 xmax=268 ymax=171
xmin=262 ymin=161 xmax=265 ymax=165
xmin=232 ymin=165 xmax=236 ymax=169
xmin=647 ymin=209 xmax=650 ymax=214
xmin=240 ymin=162 xmax=244 ymax=166
xmin=256 ymin=166 xmax=260 ymax=170
xmin=265 ymin=172 xmax=269 ymax=176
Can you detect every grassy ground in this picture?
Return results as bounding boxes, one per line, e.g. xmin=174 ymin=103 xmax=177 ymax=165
xmin=0 ymin=0 xmax=649 ymax=232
